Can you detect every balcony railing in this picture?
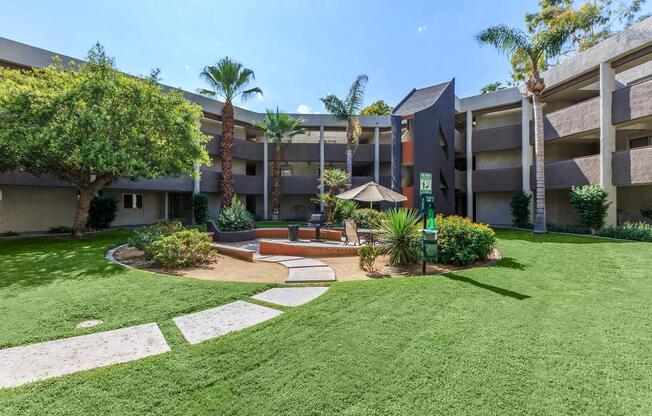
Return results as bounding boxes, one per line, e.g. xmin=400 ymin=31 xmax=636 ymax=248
xmin=531 ymin=155 xmax=600 ymax=189
xmin=473 ymin=167 xmax=522 ymax=192
xmin=613 ymin=145 xmax=652 ymax=185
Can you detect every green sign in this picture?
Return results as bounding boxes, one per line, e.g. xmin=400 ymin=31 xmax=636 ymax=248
xmin=419 ymin=172 xmax=432 ymax=195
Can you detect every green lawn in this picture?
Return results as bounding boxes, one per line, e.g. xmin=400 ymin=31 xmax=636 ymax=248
xmin=1 ymin=230 xmax=652 ymax=415
xmin=255 ymin=220 xmax=305 ymax=228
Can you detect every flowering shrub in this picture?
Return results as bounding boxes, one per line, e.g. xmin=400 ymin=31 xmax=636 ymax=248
xmin=145 ymin=229 xmax=215 ymax=268
xmin=128 ymin=220 xmax=185 ymax=250
xmin=435 ymin=215 xmax=496 ymax=266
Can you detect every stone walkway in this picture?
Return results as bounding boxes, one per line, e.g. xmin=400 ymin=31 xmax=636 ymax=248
xmin=255 ymin=253 xmax=336 ymax=282
xmin=0 ymin=323 xmax=170 ymax=388
xmin=1 ymin=286 xmax=329 ymax=388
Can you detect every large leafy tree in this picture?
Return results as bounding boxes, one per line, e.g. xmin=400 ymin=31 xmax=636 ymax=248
xmin=255 ymin=109 xmax=305 ymax=218
xmin=361 ymin=99 xmax=392 ymax=115
xmin=0 ymin=43 xmax=209 ymax=236
xmin=198 ymin=57 xmax=262 ymax=208
xmin=477 ymin=24 xmax=574 ymax=233
xmin=320 ymin=74 xmax=368 ymax=181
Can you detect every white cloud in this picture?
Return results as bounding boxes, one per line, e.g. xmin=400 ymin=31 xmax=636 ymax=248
xmin=296 ymin=104 xmax=315 ymax=114
xmin=417 ymin=25 xmax=427 ymax=33
xmin=184 ymin=65 xmax=190 ymax=70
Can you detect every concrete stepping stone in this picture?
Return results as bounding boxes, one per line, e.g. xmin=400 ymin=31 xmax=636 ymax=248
xmin=279 ymin=258 xmax=326 ymax=268
xmin=173 ymin=301 xmax=283 ymax=345
xmin=286 ymin=266 xmax=336 ymax=282
xmin=0 ymin=323 xmax=169 ymax=388
xmin=256 ymin=255 xmax=301 ymax=263
xmin=253 ymin=287 xmax=329 ymax=307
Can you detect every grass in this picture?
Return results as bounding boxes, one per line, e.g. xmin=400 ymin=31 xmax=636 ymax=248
xmin=2 ymin=230 xmax=652 ymax=415
xmin=255 ymin=220 xmax=304 ymax=228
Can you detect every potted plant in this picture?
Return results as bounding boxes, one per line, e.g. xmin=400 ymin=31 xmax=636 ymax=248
xmin=208 ymin=196 xmax=257 ymax=242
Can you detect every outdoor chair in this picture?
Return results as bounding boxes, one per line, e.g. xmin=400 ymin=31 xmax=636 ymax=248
xmin=343 ymin=219 xmax=367 ymax=246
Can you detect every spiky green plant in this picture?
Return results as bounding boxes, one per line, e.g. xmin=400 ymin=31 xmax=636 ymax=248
xmin=379 ymin=208 xmax=422 ymax=267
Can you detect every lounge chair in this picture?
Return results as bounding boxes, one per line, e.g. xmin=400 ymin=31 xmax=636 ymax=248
xmin=343 ymin=219 xmax=366 ymax=246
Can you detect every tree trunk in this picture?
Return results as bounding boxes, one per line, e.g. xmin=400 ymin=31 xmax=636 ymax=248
xmin=346 ymin=118 xmax=353 ymax=184
xmin=221 ymin=100 xmax=235 ymax=208
xmin=272 ymin=145 xmax=281 ymax=216
xmin=71 ymin=174 xmax=115 ymax=237
xmin=532 ymin=92 xmax=547 ymax=233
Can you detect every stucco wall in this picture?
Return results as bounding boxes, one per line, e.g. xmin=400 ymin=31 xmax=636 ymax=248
xmin=0 ymin=186 xmax=78 ymax=233
xmin=105 ymin=191 xmax=166 ymax=227
xmin=545 ymin=189 xmax=579 ymax=225
xmin=475 ymin=192 xmax=513 ymax=225
xmin=618 ymin=185 xmax=652 ymax=223
xmin=279 ymin=195 xmax=316 ymax=220
xmin=475 ymin=149 xmax=522 ymax=170
xmin=544 ymin=141 xmax=599 ymax=162
xmin=475 ymin=108 xmax=521 ymax=130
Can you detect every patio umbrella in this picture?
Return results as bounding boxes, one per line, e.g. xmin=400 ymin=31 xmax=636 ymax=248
xmin=335 ymin=181 xmax=407 ymax=207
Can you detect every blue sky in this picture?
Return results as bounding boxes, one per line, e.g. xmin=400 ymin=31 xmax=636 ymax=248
xmin=1 ymin=0 xmax=650 ymax=114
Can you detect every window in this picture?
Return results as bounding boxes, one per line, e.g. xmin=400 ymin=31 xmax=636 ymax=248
xmin=630 ymin=136 xmax=651 ymax=149
xmin=123 ymin=194 xmax=143 ymax=209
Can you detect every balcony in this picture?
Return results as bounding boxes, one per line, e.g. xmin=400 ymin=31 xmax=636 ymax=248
xmin=200 ymin=172 xmax=264 ymax=194
xmin=108 ymin=176 xmax=194 ymax=192
xmin=613 ymin=145 xmax=652 ymax=185
xmin=613 ymin=79 xmax=652 ymax=124
xmin=473 ymin=167 xmax=521 ymax=192
xmin=455 ymin=169 xmax=466 ymax=192
xmin=530 ymin=155 xmax=600 ymax=189
xmin=207 ymin=135 xmax=264 ymax=161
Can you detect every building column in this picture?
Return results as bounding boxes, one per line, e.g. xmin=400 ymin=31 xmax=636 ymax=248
xmin=600 ymin=62 xmax=617 ymax=226
xmin=164 ymin=192 xmax=169 ymax=220
xmin=466 ymin=111 xmax=473 ymax=220
xmin=263 ymin=133 xmax=269 ymax=220
xmin=374 ymin=126 xmax=380 ymax=183
xmin=521 ymin=96 xmax=534 ymax=223
xmin=193 ymin=163 xmax=201 ymax=195
xmin=319 ymin=126 xmax=325 ymax=213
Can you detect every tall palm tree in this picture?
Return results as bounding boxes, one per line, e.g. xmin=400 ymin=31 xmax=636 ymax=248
xmin=476 ymin=24 xmax=572 ymax=233
xmin=320 ymin=74 xmax=368 ymax=181
xmin=255 ymin=109 xmax=305 ymax=218
xmin=198 ymin=57 xmax=262 ymax=208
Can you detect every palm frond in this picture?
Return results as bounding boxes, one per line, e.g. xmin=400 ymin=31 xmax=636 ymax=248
xmin=198 ymin=57 xmax=261 ymax=102
xmin=345 ymin=74 xmax=368 ymax=115
xmin=241 ymin=87 xmax=263 ymax=102
xmin=534 ymin=23 xmax=575 ymax=59
xmin=476 ymin=25 xmax=531 ymax=57
xmin=320 ymin=95 xmax=349 ymax=120
xmin=255 ymin=108 xmax=305 ymax=146
xmin=196 ymin=88 xmax=217 ymax=97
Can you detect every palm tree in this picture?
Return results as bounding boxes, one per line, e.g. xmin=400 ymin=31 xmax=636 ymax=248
xmin=198 ymin=57 xmax=262 ymax=208
xmin=315 ymin=168 xmax=351 ymax=223
xmin=476 ymin=24 xmax=572 ymax=233
xmin=255 ymin=109 xmax=305 ymax=219
xmin=320 ymin=74 xmax=368 ymax=181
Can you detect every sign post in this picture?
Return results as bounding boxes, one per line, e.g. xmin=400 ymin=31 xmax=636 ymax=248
xmin=419 ymin=173 xmax=438 ymax=274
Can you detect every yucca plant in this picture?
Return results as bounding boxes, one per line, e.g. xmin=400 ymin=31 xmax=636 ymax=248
xmin=379 ymin=208 xmax=422 ymax=267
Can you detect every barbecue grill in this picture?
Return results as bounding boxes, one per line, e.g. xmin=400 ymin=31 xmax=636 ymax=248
xmin=307 ymin=213 xmax=326 ymax=241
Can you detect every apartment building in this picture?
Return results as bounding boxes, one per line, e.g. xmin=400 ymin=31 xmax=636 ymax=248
xmin=1 ymin=17 xmax=651 ymax=232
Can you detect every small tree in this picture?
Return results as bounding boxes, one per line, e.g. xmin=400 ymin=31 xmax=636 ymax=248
xmin=511 ymin=191 xmax=532 ymax=228
xmin=315 ymin=169 xmax=350 ymax=223
xmin=569 ymin=185 xmax=611 ymax=232
xmin=192 ymin=193 xmax=209 ymax=225
xmin=361 ymin=99 xmax=392 ymax=115
xmin=0 ymin=44 xmax=210 ymax=236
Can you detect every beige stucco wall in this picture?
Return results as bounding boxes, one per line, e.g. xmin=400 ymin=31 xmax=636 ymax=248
xmin=0 ymin=186 xmax=78 ymax=233
xmin=279 ymin=195 xmax=315 ymax=220
xmin=104 ymin=191 xmax=166 ymax=227
xmin=617 ymin=184 xmax=652 ymax=223
xmin=475 ymin=108 xmax=521 ymax=130
xmin=545 ymin=141 xmax=599 ymax=162
xmin=475 ymin=192 xmax=513 ymax=225
xmin=544 ymin=189 xmax=579 ymax=225
xmin=475 ymin=149 xmax=521 ymax=170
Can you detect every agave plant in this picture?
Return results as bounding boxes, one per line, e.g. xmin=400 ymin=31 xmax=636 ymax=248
xmin=379 ymin=208 xmax=422 ymax=267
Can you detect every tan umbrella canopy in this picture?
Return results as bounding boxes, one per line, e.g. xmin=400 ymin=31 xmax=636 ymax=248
xmin=335 ymin=181 xmax=407 ymax=206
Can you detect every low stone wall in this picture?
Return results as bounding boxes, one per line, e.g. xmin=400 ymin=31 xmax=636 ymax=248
xmin=258 ymin=239 xmax=359 ymax=257
xmin=255 ymin=227 xmax=343 ymax=241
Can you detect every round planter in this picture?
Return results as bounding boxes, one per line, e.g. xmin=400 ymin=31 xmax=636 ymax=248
xmin=212 ymin=228 xmax=257 ymax=243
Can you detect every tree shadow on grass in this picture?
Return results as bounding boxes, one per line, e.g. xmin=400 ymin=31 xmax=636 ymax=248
xmin=444 ymin=273 xmax=531 ymax=300
xmin=495 ymin=229 xmax=629 ymax=245
xmin=493 ymin=257 xmax=526 ymax=270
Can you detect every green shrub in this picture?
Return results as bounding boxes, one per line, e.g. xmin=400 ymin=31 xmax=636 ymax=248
xmin=510 ymin=191 xmax=531 ymax=228
xmin=48 ymin=226 xmax=72 ymax=234
xmin=128 ymin=220 xmax=185 ymax=250
xmin=641 ymin=207 xmax=652 ymax=221
xmin=547 ymin=223 xmax=591 ymax=235
xmin=145 ymin=229 xmax=215 ymax=268
xmin=569 ymin=185 xmax=611 ymax=232
xmin=334 ymin=199 xmax=358 ymax=224
xmin=88 ymin=195 xmax=118 ymax=229
xmin=217 ymin=196 xmax=254 ymax=231
xmin=358 ymin=243 xmax=381 ymax=275
xmin=379 ymin=208 xmax=421 ymax=267
xmin=192 ymin=193 xmax=209 ymax=225
xmin=436 ymin=215 xmax=496 ymax=266
xmin=351 ymin=208 xmax=385 ymax=229
xmin=598 ymin=222 xmax=652 ymax=242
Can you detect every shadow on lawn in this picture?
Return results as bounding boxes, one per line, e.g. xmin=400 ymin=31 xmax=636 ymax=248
xmin=444 ymin=273 xmax=531 ymax=300
xmin=0 ymin=234 xmax=127 ymax=290
xmin=493 ymin=257 xmax=526 ymax=270
xmin=496 ymin=229 xmax=628 ymax=245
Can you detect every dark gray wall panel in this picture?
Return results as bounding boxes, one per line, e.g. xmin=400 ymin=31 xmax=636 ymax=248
xmin=473 ymin=168 xmax=521 ymax=192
